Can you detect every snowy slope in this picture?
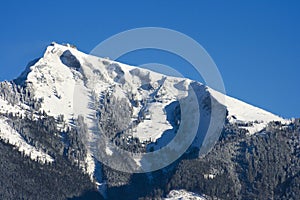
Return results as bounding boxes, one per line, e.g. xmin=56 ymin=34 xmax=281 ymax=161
xmin=21 ymin=43 xmax=285 ymax=138
xmin=7 ymin=42 xmax=286 ymax=180
xmin=21 ymin=43 xmax=192 ymax=143
xmin=208 ymin=88 xmax=285 ymax=134
xmin=0 ymin=98 xmax=26 ymax=116
xmin=0 ymin=90 xmax=31 ymax=117
xmin=0 ymin=116 xmax=54 ymax=163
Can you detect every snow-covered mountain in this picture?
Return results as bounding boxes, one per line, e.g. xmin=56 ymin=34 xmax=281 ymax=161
xmin=2 ymin=43 xmax=285 ymax=162
xmin=1 ymin=42 xmax=298 ymax=200
xmin=12 ymin=42 xmax=284 ymax=129
xmin=0 ymin=42 xmax=286 ymax=188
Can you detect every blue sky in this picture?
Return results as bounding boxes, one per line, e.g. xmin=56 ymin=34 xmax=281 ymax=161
xmin=0 ymin=0 xmax=299 ymax=118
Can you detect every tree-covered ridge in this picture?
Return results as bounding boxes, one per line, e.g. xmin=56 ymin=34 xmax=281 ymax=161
xmin=0 ymin=81 xmax=42 ymax=110
xmin=166 ymin=120 xmax=300 ymax=200
xmin=0 ymin=112 xmax=103 ymax=199
xmin=0 ymin=62 xmax=299 ymax=199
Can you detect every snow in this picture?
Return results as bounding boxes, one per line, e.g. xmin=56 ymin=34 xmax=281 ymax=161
xmin=208 ymin=88 xmax=286 ymax=134
xmin=84 ymin=153 xmax=96 ymax=177
xmin=0 ymin=117 xmax=54 ymax=163
xmin=0 ymin=96 xmax=29 ymax=117
xmin=0 ymin=98 xmax=21 ymax=114
xmin=165 ymin=190 xmax=207 ymax=200
xmin=21 ymin=43 xmax=193 ymax=177
xmin=133 ymin=102 xmax=173 ymax=142
xmin=12 ymin=42 xmax=288 ymax=182
xmin=203 ymin=173 xmax=216 ymax=180
xmin=19 ymin=44 xmax=99 ymax=178
xmin=25 ymin=44 xmax=77 ymax=119
xmin=21 ymin=43 xmax=288 ymax=138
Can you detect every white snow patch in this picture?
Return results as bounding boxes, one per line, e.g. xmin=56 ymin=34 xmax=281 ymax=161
xmin=105 ymin=146 xmax=113 ymax=156
xmin=84 ymin=153 xmax=96 ymax=176
xmin=0 ymin=98 xmax=29 ymax=116
xmin=133 ymin=102 xmax=173 ymax=142
xmin=165 ymin=189 xmax=207 ymax=200
xmin=0 ymin=117 xmax=54 ymax=163
xmin=204 ymin=173 xmax=216 ymax=180
xmin=208 ymin=88 xmax=286 ymax=134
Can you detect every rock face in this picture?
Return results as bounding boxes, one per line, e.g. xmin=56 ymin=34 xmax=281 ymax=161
xmin=0 ymin=42 xmax=298 ymax=200
xmin=60 ymin=50 xmax=82 ymax=69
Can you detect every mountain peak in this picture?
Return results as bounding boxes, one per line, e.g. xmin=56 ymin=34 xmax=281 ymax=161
xmin=50 ymin=41 xmax=78 ymax=49
xmin=11 ymin=43 xmax=286 ymax=137
xmin=0 ymin=42 xmax=288 ymax=186
xmin=43 ymin=42 xmax=81 ymax=63
xmin=14 ymin=42 xmax=82 ymax=85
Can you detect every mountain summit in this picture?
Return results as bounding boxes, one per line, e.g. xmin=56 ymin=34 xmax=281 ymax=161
xmin=0 ymin=43 xmax=293 ymax=200
xmin=1 ymin=42 xmax=285 ymax=171
xmin=14 ymin=42 xmax=284 ymax=126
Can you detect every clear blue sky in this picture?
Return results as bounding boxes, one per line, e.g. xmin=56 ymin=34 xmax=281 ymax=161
xmin=0 ymin=1 xmax=299 ymax=118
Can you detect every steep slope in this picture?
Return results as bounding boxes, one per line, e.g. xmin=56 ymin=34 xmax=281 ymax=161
xmin=1 ymin=42 xmax=286 ymax=174
xmin=209 ymin=89 xmax=285 ymax=134
xmin=14 ymin=42 xmax=284 ymax=137
xmin=0 ymin=42 xmax=294 ymax=200
xmin=0 ymin=116 xmax=53 ymax=163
